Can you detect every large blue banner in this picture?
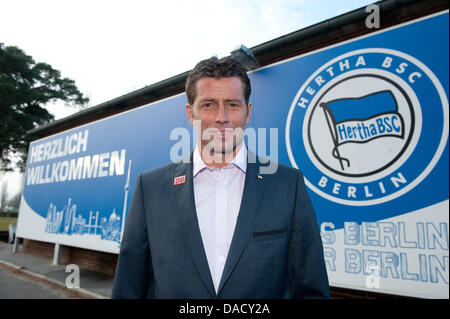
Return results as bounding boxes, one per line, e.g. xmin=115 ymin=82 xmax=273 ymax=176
xmin=17 ymin=11 xmax=448 ymax=298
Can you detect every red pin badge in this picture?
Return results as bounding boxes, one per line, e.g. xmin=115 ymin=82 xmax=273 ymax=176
xmin=174 ymin=175 xmax=186 ymax=186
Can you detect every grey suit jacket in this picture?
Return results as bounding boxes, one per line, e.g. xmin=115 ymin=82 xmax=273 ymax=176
xmin=112 ymin=153 xmax=330 ymax=298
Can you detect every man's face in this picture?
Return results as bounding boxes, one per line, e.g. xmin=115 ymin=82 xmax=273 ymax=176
xmin=186 ymin=76 xmax=252 ymax=157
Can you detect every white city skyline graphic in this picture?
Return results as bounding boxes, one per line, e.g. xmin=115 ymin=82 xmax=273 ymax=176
xmin=44 ymin=160 xmax=132 ymax=246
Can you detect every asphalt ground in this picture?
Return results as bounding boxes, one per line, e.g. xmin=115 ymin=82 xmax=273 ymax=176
xmin=0 ymin=241 xmax=112 ymax=299
xmin=0 ymin=265 xmax=80 ymax=299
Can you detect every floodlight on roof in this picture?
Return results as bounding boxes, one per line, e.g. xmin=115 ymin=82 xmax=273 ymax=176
xmin=230 ymin=44 xmax=260 ymax=71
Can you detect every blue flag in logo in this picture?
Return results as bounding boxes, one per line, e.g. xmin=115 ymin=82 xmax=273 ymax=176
xmin=319 ymin=90 xmax=404 ymax=171
xmin=325 ymin=90 xmax=397 ymax=123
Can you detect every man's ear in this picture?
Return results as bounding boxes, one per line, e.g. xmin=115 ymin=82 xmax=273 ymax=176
xmin=246 ymin=102 xmax=253 ymax=124
xmin=186 ymin=103 xmax=194 ymax=125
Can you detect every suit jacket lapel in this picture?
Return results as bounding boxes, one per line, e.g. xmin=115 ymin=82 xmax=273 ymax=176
xmin=172 ymin=157 xmax=216 ymax=298
xmin=217 ymin=152 xmax=265 ymax=295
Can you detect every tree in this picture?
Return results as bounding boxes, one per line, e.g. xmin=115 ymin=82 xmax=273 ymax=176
xmin=5 ymin=191 xmax=21 ymax=213
xmin=0 ymin=43 xmax=89 ymax=171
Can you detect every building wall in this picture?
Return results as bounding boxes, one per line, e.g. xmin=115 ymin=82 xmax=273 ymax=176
xmin=22 ymin=239 xmax=117 ymax=277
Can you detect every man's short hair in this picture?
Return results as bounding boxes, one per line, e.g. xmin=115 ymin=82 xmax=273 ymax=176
xmin=185 ymin=56 xmax=251 ymax=106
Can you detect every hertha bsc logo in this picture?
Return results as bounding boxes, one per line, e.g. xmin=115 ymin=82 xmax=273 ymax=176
xmin=286 ymin=48 xmax=448 ymax=206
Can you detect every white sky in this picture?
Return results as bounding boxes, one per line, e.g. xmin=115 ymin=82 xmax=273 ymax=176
xmin=0 ymin=0 xmax=374 ymax=196
xmin=1 ymin=0 xmax=374 ymax=119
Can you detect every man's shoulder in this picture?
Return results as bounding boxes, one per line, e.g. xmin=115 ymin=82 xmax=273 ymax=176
xmin=277 ymin=162 xmax=303 ymax=177
xmin=255 ymin=155 xmax=303 ymax=179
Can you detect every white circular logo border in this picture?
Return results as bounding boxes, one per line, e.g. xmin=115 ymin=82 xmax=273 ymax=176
xmin=302 ymin=68 xmax=422 ymax=184
xmin=285 ymin=48 xmax=449 ymax=206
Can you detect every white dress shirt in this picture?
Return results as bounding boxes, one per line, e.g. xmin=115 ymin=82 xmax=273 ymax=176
xmin=193 ymin=144 xmax=247 ymax=292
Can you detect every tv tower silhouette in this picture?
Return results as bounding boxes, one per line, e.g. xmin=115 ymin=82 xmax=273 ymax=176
xmin=120 ymin=160 xmax=132 ymax=244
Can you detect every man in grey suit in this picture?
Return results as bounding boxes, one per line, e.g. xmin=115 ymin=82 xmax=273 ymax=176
xmin=112 ymin=57 xmax=330 ymax=298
